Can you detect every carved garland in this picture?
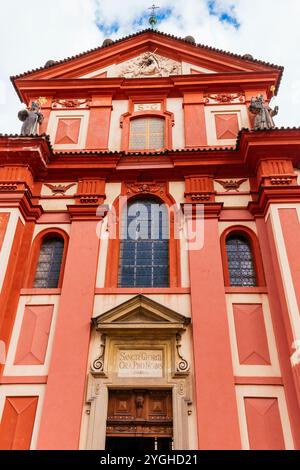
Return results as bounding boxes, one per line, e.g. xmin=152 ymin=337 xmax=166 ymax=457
xmin=125 ymin=182 xmax=166 ymax=197
xmin=205 ymin=93 xmax=245 ymax=104
xmin=52 ymin=99 xmax=90 ymax=109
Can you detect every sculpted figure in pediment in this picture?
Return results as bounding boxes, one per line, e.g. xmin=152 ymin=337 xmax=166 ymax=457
xmin=118 ymin=52 xmax=181 ymax=78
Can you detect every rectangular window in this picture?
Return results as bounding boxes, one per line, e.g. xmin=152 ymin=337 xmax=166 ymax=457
xmin=129 ymin=117 xmax=165 ymax=150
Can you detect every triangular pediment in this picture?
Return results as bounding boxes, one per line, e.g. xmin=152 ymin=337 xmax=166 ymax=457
xmin=13 ymin=29 xmax=283 ymax=82
xmin=93 ymin=294 xmax=190 ymax=330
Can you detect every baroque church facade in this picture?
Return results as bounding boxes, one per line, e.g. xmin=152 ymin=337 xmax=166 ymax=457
xmin=0 ymin=29 xmax=300 ymax=450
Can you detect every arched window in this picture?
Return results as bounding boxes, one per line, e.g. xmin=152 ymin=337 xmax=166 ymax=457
xmin=33 ymin=237 xmax=64 ymax=288
xmin=225 ymin=234 xmax=257 ymax=287
xmin=118 ymin=198 xmax=169 ymax=287
xmin=129 ymin=117 xmax=165 ymax=150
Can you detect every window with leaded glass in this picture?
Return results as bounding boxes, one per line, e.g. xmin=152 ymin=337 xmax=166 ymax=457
xmin=226 ymin=234 xmax=257 ymax=287
xmin=118 ymin=198 xmax=169 ymax=287
xmin=129 ymin=117 xmax=165 ymax=150
xmin=34 ymin=237 xmax=64 ymax=288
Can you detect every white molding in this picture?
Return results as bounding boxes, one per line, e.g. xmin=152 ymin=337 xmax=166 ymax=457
xmin=226 ymin=293 xmax=281 ymax=377
xmin=47 ymin=109 xmax=90 ymax=150
xmin=266 ymin=204 xmax=300 ymax=340
xmin=3 ymin=295 xmax=60 ymax=376
xmin=205 ymin=104 xmax=249 ymax=147
xmin=0 ymin=209 xmax=24 ymax=291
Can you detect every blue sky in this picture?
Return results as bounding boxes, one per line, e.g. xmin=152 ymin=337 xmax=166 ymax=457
xmin=0 ymin=0 xmax=299 ymax=133
xmin=207 ymin=0 xmax=240 ymax=29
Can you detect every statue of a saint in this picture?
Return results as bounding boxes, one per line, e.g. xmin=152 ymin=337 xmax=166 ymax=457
xmin=18 ymin=102 xmax=44 ymax=136
xmin=249 ymin=95 xmax=278 ymax=130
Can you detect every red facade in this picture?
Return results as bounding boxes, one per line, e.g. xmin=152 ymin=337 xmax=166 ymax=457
xmin=0 ymin=30 xmax=300 ymax=450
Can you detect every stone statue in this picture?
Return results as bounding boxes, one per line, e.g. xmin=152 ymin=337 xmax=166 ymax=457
xmin=18 ymin=102 xmax=44 ymax=136
xmin=249 ymin=95 xmax=279 ymax=130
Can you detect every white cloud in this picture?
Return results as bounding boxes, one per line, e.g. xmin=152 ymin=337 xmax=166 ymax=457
xmin=0 ymin=0 xmax=299 ymax=134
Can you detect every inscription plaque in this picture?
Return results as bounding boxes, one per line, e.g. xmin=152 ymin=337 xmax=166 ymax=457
xmin=134 ymin=103 xmax=161 ymax=112
xmin=117 ymin=349 xmax=163 ymax=378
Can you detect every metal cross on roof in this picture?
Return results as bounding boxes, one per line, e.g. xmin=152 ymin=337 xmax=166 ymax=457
xmin=148 ymin=4 xmax=160 ymax=29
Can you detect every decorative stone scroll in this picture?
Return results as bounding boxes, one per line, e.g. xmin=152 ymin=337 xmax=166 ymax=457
xmin=91 ymin=334 xmax=107 ymax=375
xmin=175 ymin=333 xmax=190 ymax=375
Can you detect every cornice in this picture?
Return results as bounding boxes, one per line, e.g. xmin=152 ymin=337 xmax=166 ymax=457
xmin=14 ymin=70 xmax=280 ymax=104
xmin=11 ymin=29 xmax=283 ymax=81
xmin=67 ymin=203 xmax=108 ymax=221
xmin=0 ymin=189 xmax=43 ymax=221
xmin=248 ymin=186 xmax=300 ymax=217
xmin=0 ymin=134 xmax=51 ymax=176
xmin=1 ymin=129 xmax=300 ymax=180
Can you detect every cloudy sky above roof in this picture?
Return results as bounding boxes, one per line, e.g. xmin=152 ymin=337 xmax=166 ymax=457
xmin=0 ymin=0 xmax=299 ymax=133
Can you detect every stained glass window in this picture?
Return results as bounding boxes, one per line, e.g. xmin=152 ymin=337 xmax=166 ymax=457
xmin=118 ymin=199 xmax=169 ymax=287
xmin=34 ymin=237 xmax=64 ymax=288
xmin=226 ymin=234 xmax=257 ymax=287
xmin=129 ymin=117 xmax=165 ymax=150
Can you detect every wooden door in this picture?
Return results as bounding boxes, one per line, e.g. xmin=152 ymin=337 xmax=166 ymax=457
xmin=106 ymin=389 xmax=173 ymax=438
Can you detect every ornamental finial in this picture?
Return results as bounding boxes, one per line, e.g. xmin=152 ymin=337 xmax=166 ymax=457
xmin=148 ymin=4 xmax=159 ymax=29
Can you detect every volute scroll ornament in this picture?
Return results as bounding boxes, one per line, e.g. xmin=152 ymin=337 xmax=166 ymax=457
xmin=91 ymin=334 xmax=107 ymax=375
xmin=175 ymin=333 xmax=190 ymax=375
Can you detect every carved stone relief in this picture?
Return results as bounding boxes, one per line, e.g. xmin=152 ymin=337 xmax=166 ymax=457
xmin=215 ymin=178 xmax=247 ymax=192
xmin=205 ymin=93 xmax=245 ymax=104
xmin=52 ymin=99 xmax=90 ymax=109
xmin=44 ymin=183 xmax=76 ymax=196
xmin=118 ymin=52 xmax=182 ymax=78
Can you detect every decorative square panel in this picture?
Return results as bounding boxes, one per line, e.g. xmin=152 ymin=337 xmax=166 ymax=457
xmin=0 ymin=397 xmax=38 ymax=450
xmin=233 ymin=304 xmax=271 ymax=366
xmin=215 ymin=113 xmax=239 ymax=139
xmin=244 ymin=398 xmax=285 ymax=450
xmin=55 ymin=118 xmax=81 ymax=145
xmin=14 ymin=305 xmax=54 ymax=365
xmin=236 ymin=385 xmax=293 ymax=450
